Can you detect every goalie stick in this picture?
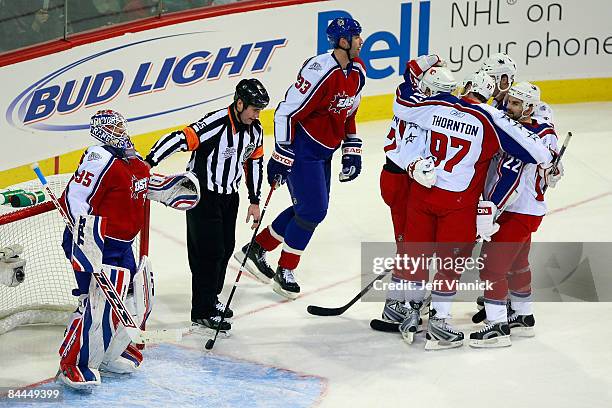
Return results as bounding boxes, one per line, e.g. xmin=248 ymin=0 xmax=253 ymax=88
xmin=31 ymin=163 xmax=182 ymax=344
xmin=306 ymin=269 xmax=391 ymax=317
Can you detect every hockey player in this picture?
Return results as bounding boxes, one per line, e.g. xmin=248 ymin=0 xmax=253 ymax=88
xmin=0 ymin=244 xmax=25 ymax=287
xmin=391 ymin=71 xmax=555 ymax=350
xmin=469 ymin=82 xmax=563 ymax=348
xmin=479 ymin=52 xmax=517 ymax=108
xmin=380 ymin=54 xmax=457 ymax=326
xmin=57 ymin=110 xmax=198 ymax=390
xmin=234 ymin=17 xmax=366 ymax=299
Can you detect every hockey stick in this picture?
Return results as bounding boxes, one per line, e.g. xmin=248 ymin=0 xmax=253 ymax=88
xmin=31 ymin=163 xmax=182 ymax=344
xmin=472 ymin=131 xmax=573 ymax=323
xmin=205 ymin=181 xmax=278 ymax=350
xmin=306 ymin=269 xmax=391 ymax=316
xmin=542 ymin=131 xmax=571 ymax=194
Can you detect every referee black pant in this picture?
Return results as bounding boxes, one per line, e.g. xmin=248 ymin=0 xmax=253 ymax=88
xmin=186 ymin=189 xmax=239 ymax=320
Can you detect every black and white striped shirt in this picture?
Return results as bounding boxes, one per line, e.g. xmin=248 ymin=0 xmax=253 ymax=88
xmin=145 ymin=105 xmax=264 ymax=204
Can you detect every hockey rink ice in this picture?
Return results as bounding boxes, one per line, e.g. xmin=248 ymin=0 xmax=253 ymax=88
xmin=1 ymin=102 xmax=612 ymax=407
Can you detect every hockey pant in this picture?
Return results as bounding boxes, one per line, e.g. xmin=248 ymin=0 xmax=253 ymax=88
xmin=256 ymin=129 xmax=334 ymax=270
xmin=402 ymin=194 xmax=477 ymax=317
xmin=380 ymin=168 xmax=413 ymax=288
xmin=479 ymin=211 xmax=542 ymax=311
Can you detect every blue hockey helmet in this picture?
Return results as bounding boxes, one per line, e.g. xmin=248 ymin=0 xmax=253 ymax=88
xmin=326 ymin=17 xmax=362 ymax=49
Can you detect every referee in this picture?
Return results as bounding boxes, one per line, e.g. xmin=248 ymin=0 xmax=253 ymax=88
xmin=145 ymin=78 xmax=269 ymax=331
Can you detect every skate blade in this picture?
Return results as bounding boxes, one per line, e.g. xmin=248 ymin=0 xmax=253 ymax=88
xmin=401 ymin=330 xmax=415 ymax=345
xmin=272 ymin=282 xmax=299 ymax=300
xmin=234 ymin=253 xmax=272 ymax=284
xmin=469 ymin=336 xmax=512 ymax=348
xmin=424 ymin=338 xmax=464 ymax=351
xmin=510 ymin=326 xmax=535 ymax=337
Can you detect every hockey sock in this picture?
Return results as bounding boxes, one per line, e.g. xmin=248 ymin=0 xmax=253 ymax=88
xmin=510 ymin=291 xmax=533 ymax=315
xmin=484 ymin=298 xmax=509 ymax=323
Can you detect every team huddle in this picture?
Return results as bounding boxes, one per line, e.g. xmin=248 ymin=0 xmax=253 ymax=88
xmin=0 ymin=16 xmax=564 ymax=390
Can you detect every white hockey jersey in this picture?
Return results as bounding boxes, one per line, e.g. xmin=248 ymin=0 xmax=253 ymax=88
xmin=392 ymin=93 xmax=553 ymax=208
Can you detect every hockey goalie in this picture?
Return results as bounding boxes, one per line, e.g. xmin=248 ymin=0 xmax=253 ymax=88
xmin=56 ymin=110 xmax=200 ymax=390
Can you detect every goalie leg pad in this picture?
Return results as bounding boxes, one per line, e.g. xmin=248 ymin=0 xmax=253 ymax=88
xmin=148 ymin=171 xmax=201 ymax=210
xmin=101 ymin=257 xmax=152 ymax=373
xmin=58 ymin=265 xmax=130 ymax=387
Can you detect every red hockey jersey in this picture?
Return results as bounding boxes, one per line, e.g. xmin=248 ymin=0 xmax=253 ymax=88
xmin=274 ymin=52 xmax=366 ymax=149
xmin=60 ymin=145 xmax=150 ymax=242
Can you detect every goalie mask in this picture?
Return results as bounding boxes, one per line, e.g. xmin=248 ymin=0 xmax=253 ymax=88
xmin=90 ymin=110 xmax=134 ymax=154
xmin=148 ymin=171 xmax=201 ymax=210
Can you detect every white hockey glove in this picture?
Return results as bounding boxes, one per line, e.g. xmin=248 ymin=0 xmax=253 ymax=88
xmin=148 ymin=171 xmax=200 ymax=210
xmin=477 ymin=201 xmax=500 ymax=242
xmin=407 ymin=156 xmax=436 ymax=188
xmin=539 ymin=161 xmax=564 ymax=189
xmin=0 ymin=245 xmax=26 ymax=287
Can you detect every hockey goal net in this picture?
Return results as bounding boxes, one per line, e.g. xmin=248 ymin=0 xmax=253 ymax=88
xmin=0 ymin=174 xmax=149 ymax=334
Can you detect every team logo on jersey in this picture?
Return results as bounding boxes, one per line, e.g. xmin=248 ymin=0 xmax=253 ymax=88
xmin=87 ymin=152 xmax=102 ymax=161
xmin=404 ymin=133 xmax=417 ymax=143
xmin=328 ymin=92 xmax=355 ymax=114
xmin=308 ymin=62 xmax=322 ymax=71
xmin=242 ymin=143 xmax=256 ymax=162
xmin=131 ymin=176 xmax=148 ymax=199
xmin=222 ymin=146 xmax=237 ymax=160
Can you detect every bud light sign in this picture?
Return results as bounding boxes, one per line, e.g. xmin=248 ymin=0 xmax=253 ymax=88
xmin=6 ymin=32 xmax=286 ymax=132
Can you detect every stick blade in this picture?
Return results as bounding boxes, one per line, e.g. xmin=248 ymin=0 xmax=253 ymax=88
xmin=369 ymin=319 xmax=400 ymax=333
xmin=306 ymin=305 xmax=346 ymax=316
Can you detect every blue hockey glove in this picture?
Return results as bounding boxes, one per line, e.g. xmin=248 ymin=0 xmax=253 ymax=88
xmin=267 ymin=143 xmax=294 ymax=187
xmin=339 ymin=137 xmax=362 ymax=182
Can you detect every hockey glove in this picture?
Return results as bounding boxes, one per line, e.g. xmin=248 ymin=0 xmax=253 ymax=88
xmin=267 ymin=143 xmax=294 ymax=187
xmin=407 ymin=156 xmax=436 ymax=188
xmin=539 ymin=160 xmax=564 ymax=189
xmin=477 ymin=201 xmax=500 ymax=242
xmin=339 ymin=137 xmax=363 ymax=182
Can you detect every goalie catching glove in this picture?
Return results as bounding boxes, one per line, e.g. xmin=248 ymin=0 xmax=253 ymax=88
xmin=148 ymin=171 xmax=200 ymax=210
xmin=0 ymin=244 xmax=26 ymax=287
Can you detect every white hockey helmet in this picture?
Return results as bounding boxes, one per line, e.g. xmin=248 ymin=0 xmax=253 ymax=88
xmin=507 ymin=81 xmax=540 ymax=114
xmin=480 ymin=53 xmax=517 ymax=92
xmin=419 ymin=66 xmax=458 ymax=96
xmin=533 ymin=102 xmax=555 ymax=125
xmin=463 ymin=70 xmax=496 ymax=102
